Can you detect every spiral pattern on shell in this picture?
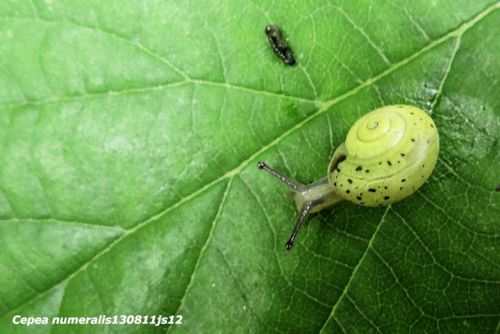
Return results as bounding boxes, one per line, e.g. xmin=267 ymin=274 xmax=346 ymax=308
xmin=346 ymin=106 xmax=407 ymax=160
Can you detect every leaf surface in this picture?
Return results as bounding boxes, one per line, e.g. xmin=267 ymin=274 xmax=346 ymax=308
xmin=0 ymin=1 xmax=499 ymax=333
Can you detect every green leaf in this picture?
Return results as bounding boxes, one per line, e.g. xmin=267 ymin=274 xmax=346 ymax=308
xmin=0 ymin=1 xmax=499 ymax=333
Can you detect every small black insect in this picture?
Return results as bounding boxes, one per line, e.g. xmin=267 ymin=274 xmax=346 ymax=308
xmin=264 ymin=25 xmax=296 ymax=65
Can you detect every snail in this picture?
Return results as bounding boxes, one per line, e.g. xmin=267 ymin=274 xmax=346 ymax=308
xmin=257 ymin=105 xmax=439 ymax=250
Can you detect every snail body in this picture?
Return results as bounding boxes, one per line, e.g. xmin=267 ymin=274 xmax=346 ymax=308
xmin=257 ymin=105 xmax=439 ymax=250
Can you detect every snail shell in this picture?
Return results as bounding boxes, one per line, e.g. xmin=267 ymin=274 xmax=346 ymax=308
xmin=328 ymin=105 xmax=439 ymax=206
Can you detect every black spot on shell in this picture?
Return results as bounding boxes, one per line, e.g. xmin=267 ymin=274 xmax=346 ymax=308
xmin=356 ymin=166 xmax=362 ymax=171
xmin=368 ymin=188 xmax=376 ymax=192
xmin=347 ymin=179 xmax=353 ymax=184
xmin=400 ymin=187 xmax=403 ymax=190
xmin=411 ymin=138 xmax=416 ymax=142
xmin=384 ymin=196 xmax=390 ymax=200
xmin=401 ymin=179 xmax=406 ymax=182
xmin=346 ymin=190 xmax=350 ymax=194
xmin=397 ymin=160 xmax=401 ymax=164
xmin=379 ymin=162 xmax=382 ymax=165
xmin=329 ymin=154 xmax=347 ymax=173
xmin=334 ymin=182 xmax=336 ymax=186
xmin=430 ymin=124 xmax=434 ymax=128
xmin=387 ymin=161 xmax=392 ymax=166
xmin=401 ymin=153 xmax=405 ymax=157
xmin=356 ymin=196 xmax=362 ymax=200
xmin=384 ymin=186 xmax=388 ymax=189
xmin=366 ymin=169 xmax=370 ymax=173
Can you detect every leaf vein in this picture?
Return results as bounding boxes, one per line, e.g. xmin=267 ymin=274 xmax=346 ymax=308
xmin=318 ymin=206 xmax=391 ymax=333
xmin=391 ymin=208 xmax=500 ymax=284
xmin=165 ymin=177 xmax=233 ymax=333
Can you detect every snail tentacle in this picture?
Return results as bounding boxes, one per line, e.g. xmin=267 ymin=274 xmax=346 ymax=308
xmin=257 ymin=161 xmax=304 ymax=191
xmin=286 ymin=201 xmax=312 ymax=250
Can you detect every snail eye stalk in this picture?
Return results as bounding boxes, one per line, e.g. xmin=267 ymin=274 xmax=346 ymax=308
xmin=257 ymin=161 xmax=341 ymax=250
xmin=256 ymin=161 xmax=304 ymax=191
xmin=285 ymin=201 xmax=312 ymax=250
